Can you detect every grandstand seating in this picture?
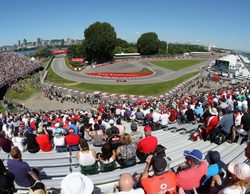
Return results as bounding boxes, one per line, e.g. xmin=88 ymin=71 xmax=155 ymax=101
xmin=1 ymin=121 xmax=247 ymax=193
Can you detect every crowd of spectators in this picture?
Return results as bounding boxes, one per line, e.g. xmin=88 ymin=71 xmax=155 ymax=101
xmin=0 ymin=51 xmax=42 ymax=87
xmin=0 ymin=80 xmax=250 ymax=193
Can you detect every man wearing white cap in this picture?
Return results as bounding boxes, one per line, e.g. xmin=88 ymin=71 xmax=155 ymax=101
xmin=218 ymin=162 xmax=250 ymax=194
xmin=61 ymin=172 xmax=94 ymax=194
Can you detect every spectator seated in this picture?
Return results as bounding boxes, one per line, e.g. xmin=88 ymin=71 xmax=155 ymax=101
xmin=80 ymin=162 xmax=99 ymax=175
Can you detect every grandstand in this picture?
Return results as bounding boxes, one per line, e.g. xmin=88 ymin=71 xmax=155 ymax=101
xmin=114 ymin=52 xmax=141 ymax=59
xmin=0 ymin=51 xmax=42 ymax=88
xmin=0 ymin=121 xmax=247 ymax=193
xmin=0 ymin=52 xmax=250 ymax=194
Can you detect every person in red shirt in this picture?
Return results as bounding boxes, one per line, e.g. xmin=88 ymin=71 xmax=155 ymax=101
xmin=65 ymin=128 xmax=80 ymax=151
xmin=141 ymin=155 xmax=177 ymax=194
xmin=169 ymin=107 xmax=177 ymax=123
xmin=136 ymin=126 xmax=158 ymax=162
xmin=35 ymin=128 xmax=52 ymax=152
xmin=176 ymin=149 xmax=207 ymax=192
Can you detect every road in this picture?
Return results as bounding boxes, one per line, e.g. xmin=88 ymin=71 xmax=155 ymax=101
xmin=52 ymin=54 xmax=215 ymax=85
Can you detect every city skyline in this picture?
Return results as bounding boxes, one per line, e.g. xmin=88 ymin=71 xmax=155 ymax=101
xmin=1 ymin=0 xmax=250 ymax=52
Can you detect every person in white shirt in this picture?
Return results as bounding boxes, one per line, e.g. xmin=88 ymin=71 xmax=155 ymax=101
xmin=12 ymin=129 xmax=25 ymax=152
xmin=159 ymin=109 xmax=170 ymax=127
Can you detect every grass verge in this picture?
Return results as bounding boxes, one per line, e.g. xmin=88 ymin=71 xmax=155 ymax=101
xmin=150 ymin=59 xmax=205 ymax=71
xmin=46 ymin=60 xmax=75 ymax=84
xmin=59 ymin=72 xmax=198 ymax=96
xmin=4 ymin=76 xmax=40 ymax=100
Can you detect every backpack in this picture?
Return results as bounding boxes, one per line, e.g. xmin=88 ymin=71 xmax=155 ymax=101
xmin=214 ymin=133 xmax=226 ymax=145
xmin=190 ymin=129 xmax=202 ymax=142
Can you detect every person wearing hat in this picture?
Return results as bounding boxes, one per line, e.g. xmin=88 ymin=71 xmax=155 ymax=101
xmin=113 ymin=173 xmax=145 ymax=194
xmin=105 ymin=119 xmax=120 ymax=139
xmin=176 ymin=149 xmax=208 ymax=191
xmin=136 ymin=126 xmax=158 ymax=162
xmin=61 ymin=172 xmax=94 ymax=194
xmin=130 ymin=121 xmax=143 ymax=145
xmin=197 ymin=107 xmax=219 ymax=141
xmin=67 ymin=120 xmax=79 ymax=135
xmin=141 ymin=155 xmax=176 ymax=194
xmin=210 ymin=107 xmax=234 ymax=143
xmin=218 ymin=162 xmax=250 ymax=194
xmin=53 ymin=130 xmax=68 ymax=152
xmin=199 ymin=151 xmax=222 ymax=194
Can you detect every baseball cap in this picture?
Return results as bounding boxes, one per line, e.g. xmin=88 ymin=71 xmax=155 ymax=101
xmin=228 ymin=161 xmax=250 ymax=180
xmin=207 ymin=151 xmax=220 ymax=164
xmin=131 ymin=122 xmax=137 ymax=130
xmin=152 ymin=156 xmax=167 ymax=173
xmin=184 ymin=149 xmax=202 ymax=163
xmin=109 ymin=119 xmax=115 ymax=125
xmin=144 ymin=125 xmax=152 ymax=133
xmin=68 ymin=127 xmax=74 ymax=133
xmin=209 ymin=108 xmax=218 ymax=116
xmin=61 ymin=172 xmax=94 ymax=194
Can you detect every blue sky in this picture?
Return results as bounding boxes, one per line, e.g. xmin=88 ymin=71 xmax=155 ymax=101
xmin=1 ymin=0 xmax=250 ymax=51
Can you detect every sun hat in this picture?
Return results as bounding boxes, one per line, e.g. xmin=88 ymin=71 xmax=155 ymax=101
xmin=152 ymin=156 xmax=167 ymax=173
xmin=61 ymin=172 xmax=94 ymax=194
xmin=228 ymin=161 xmax=250 ymax=180
xmin=209 ymin=108 xmax=218 ymax=116
xmin=144 ymin=125 xmax=152 ymax=133
xmin=184 ymin=149 xmax=202 ymax=163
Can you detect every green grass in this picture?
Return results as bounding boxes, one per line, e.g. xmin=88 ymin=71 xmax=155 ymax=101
xmin=5 ymin=76 xmax=40 ymax=100
xmin=150 ymin=59 xmax=205 ymax=71
xmin=45 ymin=58 xmax=198 ymax=96
xmin=46 ymin=61 xmax=75 ymax=84
xmin=61 ymin=72 xmax=198 ymax=96
xmin=140 ymin=68 xmax=153 ymax=73
xmin=0 ymin=103 xmax=6 ymax=113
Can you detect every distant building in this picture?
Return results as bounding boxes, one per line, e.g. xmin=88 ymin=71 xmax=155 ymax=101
xmin=18 ymin=40 xmax=21 ymax=47
xmin=23 ymin=39 xmax=27 ymax=46
xmin=37 ymin=38 xmax=41 ymax=46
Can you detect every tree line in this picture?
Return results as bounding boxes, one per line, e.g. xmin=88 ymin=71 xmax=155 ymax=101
xmin=35 ymin=21 xmax=209 ymax=63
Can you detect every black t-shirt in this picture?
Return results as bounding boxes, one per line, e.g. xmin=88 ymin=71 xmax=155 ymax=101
xmin=0 ymin=171 xmax=15 ymax=194
xmin=241 ymin=112 xmax=250 ymax=131
xmin=26 ymin=133 xmax=40 ymax=152
xmin=185 ymin=109 xmax=195 ymax=122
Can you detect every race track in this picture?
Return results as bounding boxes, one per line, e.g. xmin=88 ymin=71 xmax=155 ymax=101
xmin=52 ymin=54 xmax=214 ymax=85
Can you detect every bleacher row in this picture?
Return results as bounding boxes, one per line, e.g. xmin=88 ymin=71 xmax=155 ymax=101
xmin=0 ymin=121 xmax=247 ymax=193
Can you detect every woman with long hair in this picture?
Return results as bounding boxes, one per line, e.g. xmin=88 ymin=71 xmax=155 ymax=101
xmin=116 ymin=133 xmax=136 ymax=168
xmin=218 ymin=162 xmax=250 ymax=194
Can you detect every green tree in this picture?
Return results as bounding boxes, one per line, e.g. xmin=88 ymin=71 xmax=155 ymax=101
xmin=137 ymin=32 xmax=159 ymax=55
xmin=34 ymin=46 xmax=52 ymax=58
xmin=84 ymin=21 xmax=116 ymax=63
xmin=68 ymin=43 xmax=86 ymax=58
xmin=116 ymin=38 xmax=128 ymax=48
xmin=158 ymin=41 xmax=167 ymax=54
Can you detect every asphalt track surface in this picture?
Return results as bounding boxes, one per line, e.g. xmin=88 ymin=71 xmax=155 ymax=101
xmin=52 ymin=54 xmax=215 ymax=85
